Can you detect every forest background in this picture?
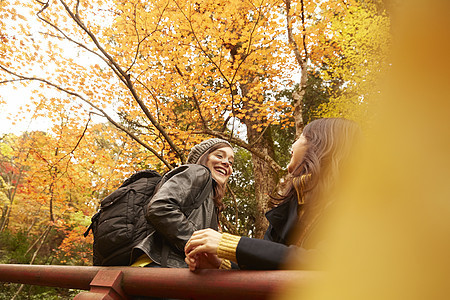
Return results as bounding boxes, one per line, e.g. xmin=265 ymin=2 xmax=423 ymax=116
xmin=0 ymin=0 xmax=391 ymax=298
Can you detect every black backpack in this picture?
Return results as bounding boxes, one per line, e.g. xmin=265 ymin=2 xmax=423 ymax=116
xmin=84 ymin=169 xmax=162 ymax=266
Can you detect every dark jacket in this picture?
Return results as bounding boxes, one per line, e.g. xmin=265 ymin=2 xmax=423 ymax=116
xmin=235 ymin=194 xmax=321 ymax=270
xmin=131 ymin=164 xmax=217 ymax=268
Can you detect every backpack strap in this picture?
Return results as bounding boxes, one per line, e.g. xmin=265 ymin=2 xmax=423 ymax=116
xmin=157 ymin=165 xmax=213 ymax=213
xmin=120 ymin=169 xmax=161 ymax=188
xmin=193 ymin=173 xmax=212 ymax=209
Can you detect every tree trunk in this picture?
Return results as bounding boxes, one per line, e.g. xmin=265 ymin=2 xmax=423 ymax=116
xmin=0 ymin=167 xmax=23 ymax=233
xmin=240 ymin=81 xmax=279 ymax=238
xmin=0 ymin=204 xmax=11 ymax=233
xmin=246 ymin=127 xmax=278 ymax=238
xmin=285 ymin=0 xmax=307 ymax=137
xmin=292 ymin=65 xmax=307 ymax=137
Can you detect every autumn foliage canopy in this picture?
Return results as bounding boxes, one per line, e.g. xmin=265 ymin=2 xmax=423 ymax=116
xmin=0 ymin=0 xmax=390 ymax=270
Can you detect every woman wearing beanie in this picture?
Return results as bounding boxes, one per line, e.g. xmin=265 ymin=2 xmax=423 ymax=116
xmin=184 ymin=118 xmax=361 ymax=270
xmin=130 ymin=138 xmax=234 ymax=270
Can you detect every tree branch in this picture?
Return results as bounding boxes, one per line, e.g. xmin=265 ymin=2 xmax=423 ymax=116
xmin=300 ymin=0 xmax=309 ymax=59
xmin=0 ymin=64 xmax=174 ymax=169
xmin=199 ymin=128 xmax=282 ymax=173
xmin=285 ymin=0 xmax=306 ymax=137
xmin=57 ymin=0 xmax=185 ymax=161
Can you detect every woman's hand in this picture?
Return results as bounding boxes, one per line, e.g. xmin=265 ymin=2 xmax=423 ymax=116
xmin=185 ymin=228 xmax=223 ymax=271
xmin=185 ymin=252 xmax=222 ymax=271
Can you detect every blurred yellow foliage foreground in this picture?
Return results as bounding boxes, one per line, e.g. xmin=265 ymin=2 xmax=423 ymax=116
xmin=280 ymin=1 xmax=450 ymax=299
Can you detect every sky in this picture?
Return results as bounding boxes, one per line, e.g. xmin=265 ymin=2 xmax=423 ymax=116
xmin=0 ymin=85 xmax=50 ymax=135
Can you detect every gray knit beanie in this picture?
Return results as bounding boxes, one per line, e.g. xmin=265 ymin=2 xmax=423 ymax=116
xmin=187 ymin=138 xmax=232 ymax=164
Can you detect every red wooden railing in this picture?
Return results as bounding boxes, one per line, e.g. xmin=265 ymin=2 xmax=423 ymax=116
xmin=0 ymin=264 xmax=319 ymax=299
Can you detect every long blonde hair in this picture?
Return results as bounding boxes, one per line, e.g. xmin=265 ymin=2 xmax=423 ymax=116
xmin=272 ymin=118 xmax=361 ymax=246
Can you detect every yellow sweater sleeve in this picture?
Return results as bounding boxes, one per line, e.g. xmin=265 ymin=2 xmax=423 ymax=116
xmin=217 ymin=233 xmax=241 ymax=263
xmin=219 ymin=259 xmax=232 ymax=269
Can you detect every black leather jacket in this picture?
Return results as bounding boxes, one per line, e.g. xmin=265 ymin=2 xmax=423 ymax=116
xmin=131 ymin=164 xmax=217 ymax=268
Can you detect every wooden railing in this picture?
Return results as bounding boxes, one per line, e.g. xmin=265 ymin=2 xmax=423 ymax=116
xmin=0 ymin=264 xmax=319 ymax=299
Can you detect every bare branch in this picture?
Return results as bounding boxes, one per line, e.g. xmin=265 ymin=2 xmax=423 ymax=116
xmin=0 ymin=64 xmax=174 ymax=169
xmin=249 ymin=121 xmax=273 ymax=148
xmin=227 ymin=184 xmax=239 ymax=230
xmin=300 ymin=0 xmax=309 ymax=59
xmin=35 ymin=0 xmax=114 ymax=74
xmin=57 ymin=112 xmax=91 ymax=164
xmin=57 ymin=0 xmax=185 ymax=161
xmin=199 ymin=128 xmax=282 ymax=173
xmin=285 ymin=0 xmax=305 ymax=66
xmin=285 ymin=0 xmax=306 ymax=137
xmin=191 ymin=93 xmax=208 ymax=130
xmin=173 ymin=0 xmax=232 ymax=87
xmin=126 ymin=0 xmax=170 ymax=75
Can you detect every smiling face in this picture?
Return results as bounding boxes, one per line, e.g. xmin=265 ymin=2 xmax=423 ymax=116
xmin=204 ymin=146 xmax=234 ymax=185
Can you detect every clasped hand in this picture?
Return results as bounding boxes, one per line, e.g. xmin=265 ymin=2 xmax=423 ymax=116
xmin=184 ymin=228 xmax=223 ymax=271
